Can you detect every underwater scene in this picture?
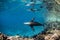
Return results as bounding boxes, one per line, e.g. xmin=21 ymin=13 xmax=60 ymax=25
xmin=0 ymin=0 xmax=60 ymax=40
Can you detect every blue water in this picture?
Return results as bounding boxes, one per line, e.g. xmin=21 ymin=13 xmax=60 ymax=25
xmin=0 ymin=0 xmax=48 ymax=37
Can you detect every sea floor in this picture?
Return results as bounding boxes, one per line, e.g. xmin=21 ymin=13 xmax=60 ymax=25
xmin=0 ymin=29 xmax=60 ymax=40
